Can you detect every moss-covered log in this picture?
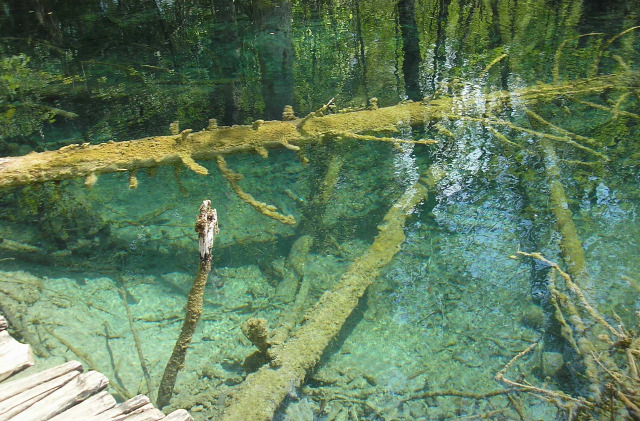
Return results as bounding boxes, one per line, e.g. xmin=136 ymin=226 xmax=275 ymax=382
xmin=0 ymin=74 xmax=619 ymax=190
xmin=217 ymin=168 xmax=443 ymax=421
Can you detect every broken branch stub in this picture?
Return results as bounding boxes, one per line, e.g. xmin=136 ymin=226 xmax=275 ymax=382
xmin=197 ymin=202 xmax=219 ymax=262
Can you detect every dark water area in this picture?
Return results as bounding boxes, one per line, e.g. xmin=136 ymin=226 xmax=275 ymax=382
xmin=1 ymin=1 xmax=640 ymax=420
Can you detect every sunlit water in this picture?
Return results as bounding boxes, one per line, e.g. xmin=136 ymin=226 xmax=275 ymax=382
xmin=1 ymin=1 xmax=639 ymax=420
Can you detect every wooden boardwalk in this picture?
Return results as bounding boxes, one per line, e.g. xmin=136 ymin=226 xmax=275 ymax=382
xmin=0 ymin=315 xmax=192 ymax=421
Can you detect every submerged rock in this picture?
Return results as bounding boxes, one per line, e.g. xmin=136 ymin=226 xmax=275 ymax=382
xmin=541 ymin=351 xmax=564 ymax=378
xmin=521 ymin=303 xmax=545 ymax=330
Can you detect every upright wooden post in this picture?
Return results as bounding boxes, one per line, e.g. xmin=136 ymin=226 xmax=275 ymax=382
xmin=156 ymin=201 xmax=218 ymax=409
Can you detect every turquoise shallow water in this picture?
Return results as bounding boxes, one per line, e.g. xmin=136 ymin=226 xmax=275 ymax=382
xmin=1 ymin=1 xmax=640 ymax=419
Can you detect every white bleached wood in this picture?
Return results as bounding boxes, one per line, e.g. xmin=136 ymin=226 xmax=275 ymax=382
xmin=91 ymin=394 xmax=151 ymax=420
xmin=0 ymin=331 xmax=34 ymax=382
xmin=117 ymin=407 xmax=165 ymax=421
xmin=0 ymin=370 xmax=80 ymax=420
xmin=162 ymin=409 xmax=194 ymax=421
xmin=93 ymin=403 xmax=156 ymax=421
xmin=0 ymin=360 xmax=83 ymax=402
xmin=15 ymin=370 xmax=108 ymax=420
xmin=49 ymin=390 xmax=116 ymax=420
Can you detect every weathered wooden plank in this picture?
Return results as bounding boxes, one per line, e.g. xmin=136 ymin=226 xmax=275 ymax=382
xmin=112 ymin=403 xmax=155 ymax=419
xmin=15 ymin=370 xmax=108 ymax=420
xmin=118 ymin=407 xmax=165 ymax=421
xmin=94 ymin=403 xmax=156 ymax=421
xmin=162 ymin=409 xmax=193 ymax=421
xmin=91 ymin=394 xmax=151 ymax=420
xmin=0 ymin=360 xmax=83 ymax=402
xmin=0 ymin=370 xmax=80 ymax=420
xmin=0 ymin=330 xmax=34 ymax=382
xmin=49 ymin=390 xmax=116 ymax=420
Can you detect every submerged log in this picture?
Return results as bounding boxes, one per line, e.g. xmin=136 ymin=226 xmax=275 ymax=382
xmin=218 ymin=167 xmax=443 ymax=421
xmin=540 ymin=139 xmax=587 ymax=281
xmin=0 ymin=75 xmax=619 ymax=190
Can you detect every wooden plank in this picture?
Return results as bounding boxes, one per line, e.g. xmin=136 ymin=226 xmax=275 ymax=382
xmin=92 ymin=395 xmax=151 ymax=420
xmin=0 ymin=316 xmax=7 ymax=332
xmin=118 ymin=408 xmax=165 ymax=421
xmin=162 ymin=409 xmax=193 ymax=421
xmin=112 ymin=403 xmax=155 ymax=419
xmin=15 ymin=370 xmax=108 ymax=420
xmin=0 ymin=360 xmax=83 ymax=402
xmin=49 ymin=390 xmax=116 ymax=420
xmin=92 ymin=405 xmax=164 ymax=421
xmin=0 ymin=370 xmax=80 ymax=420
xmin=0 ymin=330 xmax=34 ymax=382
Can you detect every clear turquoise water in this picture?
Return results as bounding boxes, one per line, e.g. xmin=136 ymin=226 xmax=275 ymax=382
xmin=1 ymin=1 xmax=639 ymax=419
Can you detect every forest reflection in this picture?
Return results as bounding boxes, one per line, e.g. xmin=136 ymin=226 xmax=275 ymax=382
xmin=1 ymin=0 xmax=636 ymax=153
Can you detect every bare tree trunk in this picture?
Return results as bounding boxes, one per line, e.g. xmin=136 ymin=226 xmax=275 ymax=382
xmin=156 ymin=201 xmax=219 ymax=409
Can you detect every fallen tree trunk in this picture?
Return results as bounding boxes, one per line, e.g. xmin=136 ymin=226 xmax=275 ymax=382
xmin=0 ymin=75 xmax=619 ymax=190
xmin=217 ymin=167 xmax=443 ymax=421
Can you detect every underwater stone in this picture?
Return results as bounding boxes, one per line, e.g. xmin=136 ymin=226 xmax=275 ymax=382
xmin=521 ymin=304 xmax=545 ymax=330
xmin=541 ymin=351 xmax=564 ymax=378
